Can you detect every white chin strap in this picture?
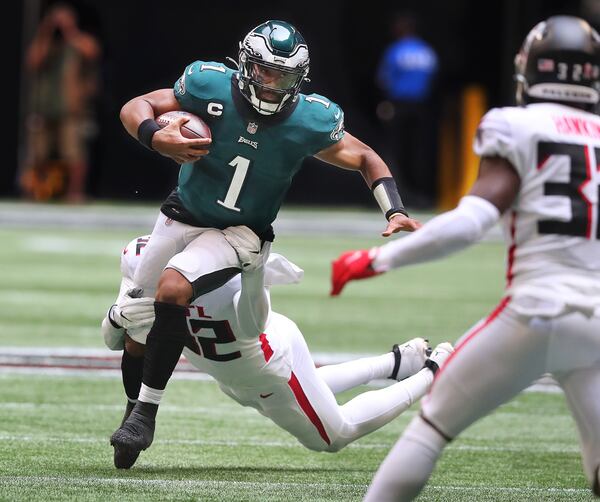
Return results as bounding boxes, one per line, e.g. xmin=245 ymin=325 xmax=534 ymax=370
xmin=527 ymin=82 xmax=600 ymax=104
xmin=249 ymin=86 xmax=291 ymax=115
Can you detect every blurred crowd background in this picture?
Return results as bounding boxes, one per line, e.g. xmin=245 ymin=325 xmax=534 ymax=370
xmin=8 ymin=0 xmax=600 ymax=211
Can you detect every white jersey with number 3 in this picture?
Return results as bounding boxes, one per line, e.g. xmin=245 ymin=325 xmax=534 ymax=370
xmin=474 ymin=103 xmax=600 ymax=316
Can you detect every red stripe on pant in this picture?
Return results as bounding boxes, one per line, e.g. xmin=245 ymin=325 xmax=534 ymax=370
xmin=432 ymin=296 xmax=512 ymax=386
xmin=288 ymin=372 xmax=331 ymax=445
xmin=259 ymin=333 xmax=273 ymax=362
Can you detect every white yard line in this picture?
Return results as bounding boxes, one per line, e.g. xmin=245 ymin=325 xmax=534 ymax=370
xmin=0 ymin=475 xmax=589 ymax=495
xmin=0 ymin=433 xmax=580 ymax=454
xmin=0 ymin=475 xmax=366 ymax=490
xmin=426 ymin=485 xmax=590 ymax=494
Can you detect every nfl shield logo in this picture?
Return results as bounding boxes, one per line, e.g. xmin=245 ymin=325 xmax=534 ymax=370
xmin=247 ymin=122 xmax=258 ymax=134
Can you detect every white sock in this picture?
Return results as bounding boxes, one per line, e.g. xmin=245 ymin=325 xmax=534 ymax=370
xmin=137 ymin=383 xmax=164 ymax=405
xmin=316 ymin=352 xmax=395 ymax=394
xmin=364 ymin=415 xmax=447 ymax=502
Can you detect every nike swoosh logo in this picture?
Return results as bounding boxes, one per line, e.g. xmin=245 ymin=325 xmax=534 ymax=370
xmin=188 ymin=66 xmax=194 ymax=75
xmin=259 ymin=393 xmax=274 ymax=399
xmin=334 ymin=110 xmax=341 ymax=119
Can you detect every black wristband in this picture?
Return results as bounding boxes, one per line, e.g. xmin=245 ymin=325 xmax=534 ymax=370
xmin=424 ymin=358 xmax=440 ymax=375
xmin=371 ymin=177 xmax=408 ymax=220
xmin=107 ymin=304 xmax=122 ymax=329
xmin=137 ymin=119 xmax=161 ymax=150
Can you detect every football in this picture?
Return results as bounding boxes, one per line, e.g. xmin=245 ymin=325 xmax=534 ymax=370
xmin=155 ymin=110 xmax=211 ymax=140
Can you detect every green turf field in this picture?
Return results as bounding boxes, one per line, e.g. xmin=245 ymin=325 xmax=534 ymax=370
xmin=0 ymin=226 xmax=505 ymax=351
xmin=0 ymin=222 xmax=595 ymax=501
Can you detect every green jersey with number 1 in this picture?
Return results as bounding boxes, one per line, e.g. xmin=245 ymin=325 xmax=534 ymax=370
xmin=170 ymin=60 xmax=345 ymax=235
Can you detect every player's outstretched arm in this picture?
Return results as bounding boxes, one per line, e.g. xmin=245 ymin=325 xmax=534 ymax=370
xmin=330 ymin=156 xmax=520 ymax=296
xmin=101 ymin=275 xmax=155 ymax=349
xmin=120 ymin=89 xmax=210 ymax=164
xmin=101 ymin=276 xmax=133 ymax=350
xmin=223 ymin=226 xmax=272 ymax=339
xmin=315 ymin=132 xmax=421 ymax=236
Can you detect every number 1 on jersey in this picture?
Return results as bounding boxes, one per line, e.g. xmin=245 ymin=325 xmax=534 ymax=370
xmin=217 ymin=155 xmax=250 ymax=212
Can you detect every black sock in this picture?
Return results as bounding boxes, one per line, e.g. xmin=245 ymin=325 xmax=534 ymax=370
xmin=121 ymin=349 xmax=144 ymax=402
xmin=142 ymin=301 xmax=189 ymax=392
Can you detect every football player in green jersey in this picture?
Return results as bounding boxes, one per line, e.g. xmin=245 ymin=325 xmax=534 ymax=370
xmin=111 ymin=20 xmax=421 ymax=461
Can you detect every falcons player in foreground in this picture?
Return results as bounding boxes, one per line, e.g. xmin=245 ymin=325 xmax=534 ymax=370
xmin=331 ymin=15 xmax=600 ymax=500
xmin=102 ymin=229 xmax=452 ymax=469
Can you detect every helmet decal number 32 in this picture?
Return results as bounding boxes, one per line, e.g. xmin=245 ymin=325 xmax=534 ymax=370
xmin=217 ymin=156 xmax=250 ymax=212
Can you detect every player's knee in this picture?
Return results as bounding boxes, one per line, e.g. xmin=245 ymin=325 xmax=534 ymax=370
xmin=124 ymin=334 xmax=145 ymax=358
xmin=155 ymin=269 xmax=192 ymax=305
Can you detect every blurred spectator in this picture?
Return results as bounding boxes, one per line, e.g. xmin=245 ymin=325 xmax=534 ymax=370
xmin=20 ymin=2 xmax=101 ymax=202
xmin=376 ymin=12 xmax=438 ymax=208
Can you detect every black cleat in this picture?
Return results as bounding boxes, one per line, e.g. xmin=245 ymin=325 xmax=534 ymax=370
xmin=110 ymin=409 xmax=155 ymax=469
xmin=111 ymin=439 xmax=141 ymax=470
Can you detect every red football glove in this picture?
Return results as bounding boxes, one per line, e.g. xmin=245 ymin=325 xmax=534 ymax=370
xmin=330 ymin=248 xmax=382 ymax=296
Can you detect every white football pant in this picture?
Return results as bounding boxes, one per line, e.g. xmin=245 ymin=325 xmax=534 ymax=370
xmin=365 ymin=298 xmax=600 ymax=501
xmin=219 ymin=317 xmax=433 ymax=452
xmin=133 ymin=212 xmax=240 ymax=300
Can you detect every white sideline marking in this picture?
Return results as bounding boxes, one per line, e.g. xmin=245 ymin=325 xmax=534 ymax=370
xmin=21 ymin=236 xmax=121 ymax=255
xmin=0 ymin=476 xmax=589 ymax=495
xmin=0 ymin=433 xmax=580 ymax=454
xmin=0 ymin=346 xmax=562 ymax=393
xmin=0 ymin=367 xmax=215 ymax=381
xmin=0 ymin=346 xmax=360 ymax=360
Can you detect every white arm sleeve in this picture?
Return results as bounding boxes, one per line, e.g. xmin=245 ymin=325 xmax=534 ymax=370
xmin=101 ymin=276 xmax=134 ymax=350
xmin=233 ymin=266 xmax=271 ymax=340
xmin=372 ymin=195 xmax=500 ymax=272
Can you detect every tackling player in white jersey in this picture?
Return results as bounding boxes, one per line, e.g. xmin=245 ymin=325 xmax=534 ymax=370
xmin=330 ymin=15 xmax=600 ymax=500
xmin=102 ymin=229 xmax=452 ymax=469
